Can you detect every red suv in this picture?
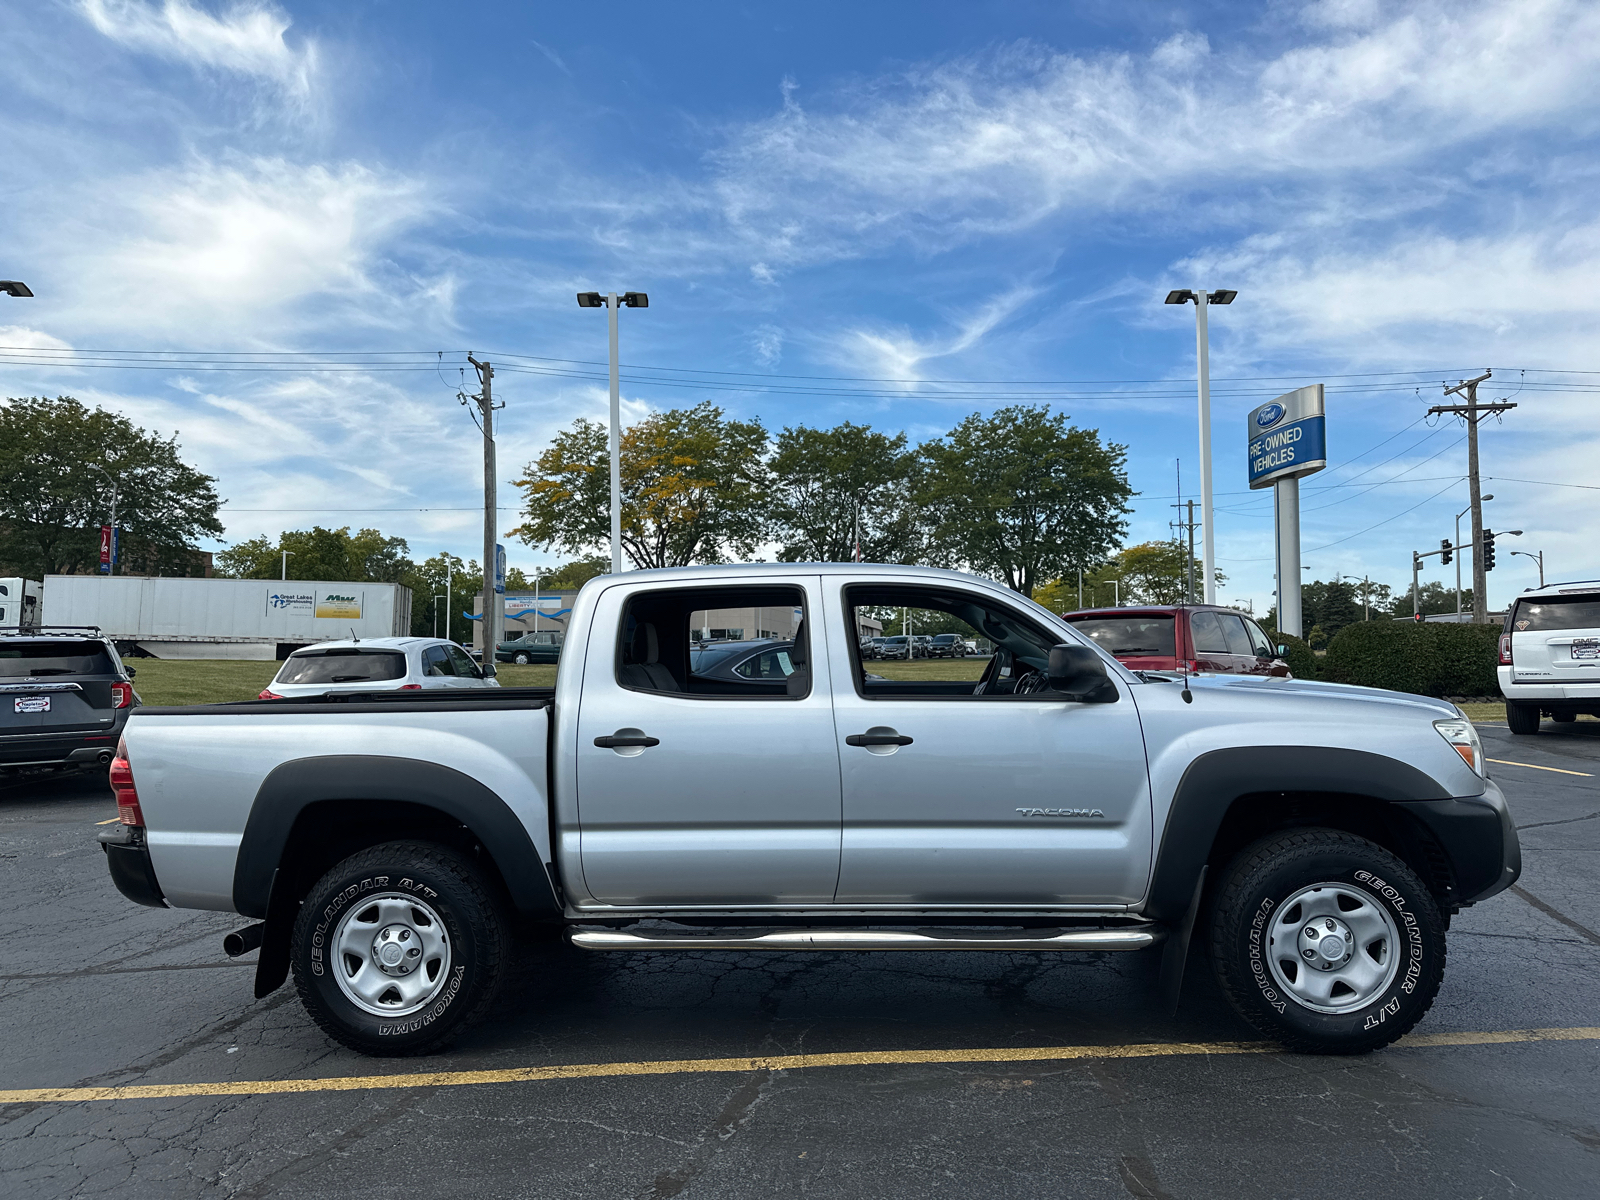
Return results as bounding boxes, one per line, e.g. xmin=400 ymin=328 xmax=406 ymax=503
xmin=1061 ymin=605 xmax=1291 ymax=677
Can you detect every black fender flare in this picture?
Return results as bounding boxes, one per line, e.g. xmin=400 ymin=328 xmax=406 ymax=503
xmin=1145 ymin=746 xmax=1452 ymax=923
xmin=233 ymin=755 xmax=560 ymax=919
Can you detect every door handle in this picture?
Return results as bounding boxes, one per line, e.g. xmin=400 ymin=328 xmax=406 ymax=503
xmin=594 ymin=733 xmax=660 ymax=748
xmin=846 ymin=732 xmax=913 ymax=747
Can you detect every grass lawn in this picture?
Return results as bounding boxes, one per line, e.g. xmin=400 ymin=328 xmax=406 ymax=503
xmin=129 ymin=658 xmax=560 ymax=706
xmin=870 ymin=657 xmax=987 ymax=681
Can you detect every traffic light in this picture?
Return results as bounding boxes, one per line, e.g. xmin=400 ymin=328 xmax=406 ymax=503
xmin=1482 ymin=529 xmax=1497 ymax=571
xmin=1440 ymin=538 xmax=1453 ymax=566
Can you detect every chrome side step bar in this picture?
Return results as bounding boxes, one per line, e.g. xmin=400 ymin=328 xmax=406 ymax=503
xmin=569 ymin=926 xmax=1165 ymax=953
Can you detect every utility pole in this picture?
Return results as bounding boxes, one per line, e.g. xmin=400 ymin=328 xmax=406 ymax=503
xmin=281 ymin=550 xmax=293 ymax=580
xmin=467 ymin=355 xmax=502 ymax=678
xmin=1431 ymin=372 xmax=1516 ymax=624
xmin=1170 ymin=498 xmax=1199 ymax=605
xmin=445 ymin=557 xmax=453 ymax=645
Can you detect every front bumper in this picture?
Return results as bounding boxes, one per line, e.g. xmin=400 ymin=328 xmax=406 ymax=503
xmin=1394 ymin=778 xmax=1521 ymax=906
xmin=98 ymin=825 xmax=168 ymax=908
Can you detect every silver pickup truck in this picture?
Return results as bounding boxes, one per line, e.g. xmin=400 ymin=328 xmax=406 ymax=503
xmin=100 ymin=564 xmax=1519 ymax=1057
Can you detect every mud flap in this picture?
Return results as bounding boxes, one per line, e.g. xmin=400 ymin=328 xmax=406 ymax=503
xmin=253 ymin=868 xmax=297 ymax=999
xmin=1158 ymin=865 xmax=1207 ymax=1014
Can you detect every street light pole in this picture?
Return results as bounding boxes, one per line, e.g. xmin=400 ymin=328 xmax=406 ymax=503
xmin=1510 ymin=549 xmax=1545 ymax=588
xmin=578 ymin=290 xmax=648 ymax=575
xmin=1165 ymin=288 xmax=1236 ymax=606
xmin=90 ymin=464 xmax=119 ymax=577
xmin=281 ymin=550 xmax=293 ymax=581
xmin=1454 ymin=495 xmax=1490 ymax=616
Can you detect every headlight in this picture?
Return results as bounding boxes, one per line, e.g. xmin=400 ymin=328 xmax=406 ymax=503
xmin=1434 ymin=717 xmax=1485 ymax=776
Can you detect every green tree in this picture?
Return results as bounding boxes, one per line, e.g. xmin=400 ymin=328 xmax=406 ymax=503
xmin=402 ymin=552 xmax=470 ymax=638
xmin=541 ymin=556 xmax=608 ymax=591
xmin=917 ymin=406 xmax=1132 ymax=594
xmin=216 ymin=526 xmax=414 ymax=582
xmin=0 ymin=395 xmax=223 ymax=576
xmin=767 ymin=421 xmax=924 ymax=563
xmin=512 ymin=402 xmax=769 ymax=569
xmin=1389 ymin=581 xmax=1474 ymax=619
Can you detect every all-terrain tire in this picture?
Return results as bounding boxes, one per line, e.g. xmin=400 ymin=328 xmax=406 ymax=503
xmin=1506 ymin=701 xmax=1541 ymax=735
xmin=291 ymin=841 xmax=509 ymax=1056
xmin=1210 ymin=828 xmax=1446 ymax=1054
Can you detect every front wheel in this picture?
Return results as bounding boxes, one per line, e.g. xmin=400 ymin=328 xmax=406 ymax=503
xmin=1210 ymin=829 xmax=1445 ymax=1054
xmin=291 ymin=841 xmax=508 ymax=1056
xmin=1506 ymin=701 xmax=1541 ymax=735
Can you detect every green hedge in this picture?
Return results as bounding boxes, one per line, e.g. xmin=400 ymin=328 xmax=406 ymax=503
xmin=1321 ymin=621 xmax=1501 ymax=698
xmin=1271 ymin=631 xmax=1319 ymax=681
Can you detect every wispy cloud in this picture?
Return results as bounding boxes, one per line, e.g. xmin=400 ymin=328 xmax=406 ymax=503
xmin=78 ymin=0 xmax=316 ymax=98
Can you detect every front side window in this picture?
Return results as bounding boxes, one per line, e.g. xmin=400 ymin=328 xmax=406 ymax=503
xmin=733 ymin=648 xmax=796 ymax=679
xmin=1243 ymin=618 xmax=1276 ymax=657
xmin=277 ymin=649 xmax=406 ymax=685
xmin=844 ymin=584 xmax=1069 ymax=698
xmin=420 ymin=646 xmax=454 ymax=677
xmin=446 ymin=646 xmax=482 ymax=678
xmin=1218 ymin=613 xmax=1255 ymax=657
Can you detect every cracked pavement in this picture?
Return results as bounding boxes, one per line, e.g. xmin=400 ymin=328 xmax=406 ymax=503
xmin=1 ymin=721 xmax=1598 ymax=1199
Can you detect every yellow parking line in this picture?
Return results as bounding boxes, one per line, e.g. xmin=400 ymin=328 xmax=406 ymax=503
xmin=1487 ymin=758 xmax=1594 ymax=777
xmin=3 ymin=1027 xmax=1596 ymax=1106
xmin=94 ymin=817 xmax=122 ymax=826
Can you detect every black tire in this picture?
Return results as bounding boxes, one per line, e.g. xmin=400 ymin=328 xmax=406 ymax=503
xmin=291 ymin=841 xmax=508 ymax=1056
xmin=1506 ymin=701 xmax=1541 ymax=735
xmin=1551 ymin=710 xmax=1576 ymax=724
xmin=1210 ymin=829 xmax=1445 ymax=1054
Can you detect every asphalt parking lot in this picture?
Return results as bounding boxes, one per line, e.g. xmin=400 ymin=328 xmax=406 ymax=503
xmin=1 ymin=720 xmax=1597 ymax=1200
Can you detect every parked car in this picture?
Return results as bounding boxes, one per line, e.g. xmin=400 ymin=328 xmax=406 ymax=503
xmin=104 ymin=563 xmax=1515 ymax=1059
xmin=497 ymin=630 xmax=563 ymax=665
xmin=1 ymin=626 xmax=137 ymax=776
xmin=1062 ymin=605 xmax=1290 ymax=678
xmin=258 ymin=637 xmax=500 ymax=699
xmin=1499 ymin=578 xmax=1600 ymax=734
xmin=693 ymin=638 xmax=885 ymax=689
xmin=927 ymin=633 xmax=973 ymax=658
xmin=861 ymin=637 xmax=893 ymax=660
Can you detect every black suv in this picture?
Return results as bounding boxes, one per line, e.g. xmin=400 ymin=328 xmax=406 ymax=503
xmin=0 ymin=627 xmax=139 ymax=776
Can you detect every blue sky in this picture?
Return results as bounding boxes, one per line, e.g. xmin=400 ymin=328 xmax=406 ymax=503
xmin=2 ymin=0 xmax=1597 ymax=611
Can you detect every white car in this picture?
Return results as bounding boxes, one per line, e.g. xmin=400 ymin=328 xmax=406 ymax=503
xmin=1498 ymin=578 xmax=1600 ymax=734
xmin=259 ymin=637 xmax=500 ymax=699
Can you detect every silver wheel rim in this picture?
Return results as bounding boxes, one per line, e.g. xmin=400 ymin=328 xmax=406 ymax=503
xmin=331 ymin=892 xmax=453 ymax=1018
xmin=1266 ymin=882 xmax=1401 ymax=1014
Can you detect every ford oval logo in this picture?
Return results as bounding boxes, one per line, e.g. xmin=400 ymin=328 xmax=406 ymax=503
xmin=1255 ymin=403 xmax=1285 ymax=428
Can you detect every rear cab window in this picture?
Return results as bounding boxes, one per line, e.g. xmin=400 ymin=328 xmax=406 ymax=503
xmin=276 ymin=649 xmax=407 ymax=685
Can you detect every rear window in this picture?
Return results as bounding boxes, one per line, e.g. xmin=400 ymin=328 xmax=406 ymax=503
xmin=1065 ymin=616 xmax=1177 ymax=657
xmin=276 ymin=649 xmax=406 ymax=685
xmin=1511 ymin=595 xmax=1600 ymax=632
xmin=0 ymin=640 xmax=114 ymax=678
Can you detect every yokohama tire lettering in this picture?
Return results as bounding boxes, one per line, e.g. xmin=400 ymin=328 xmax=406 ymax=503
xmin=377 ymin=965 xmax=466 ymax=1037
xmin=1247 ymin=897 xmax=1286 ymax=1012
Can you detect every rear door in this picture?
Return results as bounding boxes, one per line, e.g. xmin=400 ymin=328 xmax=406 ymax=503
xmin=1509 ymin=593 xmax=1600 ymax=686
xmin=574 ymin=577 xmax=843 ymax=906
xmin=1215 ymin=612 xmax=1264 ymax=675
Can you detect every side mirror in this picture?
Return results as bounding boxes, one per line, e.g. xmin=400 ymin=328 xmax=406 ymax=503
xmin=1047 ymin=644 xmax=1119 ymax=703
xmin=125 ymin=666 xmax=137 ymax=678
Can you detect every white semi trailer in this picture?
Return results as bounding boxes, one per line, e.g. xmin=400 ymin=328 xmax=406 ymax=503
xmin=0 ymin=578 xmax=43 ymax=631
xmin=41 ymin=576 xmax=412 ymax=660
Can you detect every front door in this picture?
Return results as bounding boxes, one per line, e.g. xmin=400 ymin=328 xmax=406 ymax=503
xmin=824 ymin=581 xmax=1152 ymax=907
xmin=574 ymin=577 xmax=842 ymax=907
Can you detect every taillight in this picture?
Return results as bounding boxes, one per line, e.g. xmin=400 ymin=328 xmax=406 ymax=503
xmin=111 ymin=681 xmax=134 ymax=709
xmin=109 ymin=738 xmax=143 ymax=826
xmin=1498 ymin=634 xmax=1512 ymax=665
xmin=399 ymin=683 xmax=422 ymax=690
xmin=258 ymin=689 xmax=283 ymax=699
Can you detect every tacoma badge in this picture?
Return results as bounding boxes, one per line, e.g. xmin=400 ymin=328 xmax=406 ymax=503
xmin=1017 ymin=807 xmax=1104 ymax=818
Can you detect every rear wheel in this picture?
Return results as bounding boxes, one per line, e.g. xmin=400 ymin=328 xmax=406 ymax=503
xmin=1506 ymin=701 xmax=1541 ymax=735
xmin=1210 ymin=829 xmax=1445 ymax=1054
xmin=292 ymin=841 xmax=508 ymax=1056
xmin=513 ymin=652 xmax=531 ymax=665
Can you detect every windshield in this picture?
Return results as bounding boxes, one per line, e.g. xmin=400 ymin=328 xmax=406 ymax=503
xmin=1065 ymin=616 xmax=1177 ymax=657
xmin=1511 ymin=595 xmax=1600 ymax=632
xmin=276 ymin=649 xmax=406 ymax=685
xmin=0 ymin=640 xmax=114 ymax=678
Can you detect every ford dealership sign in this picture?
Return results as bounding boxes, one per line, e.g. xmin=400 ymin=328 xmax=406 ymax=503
xmin=1247 ymin=385 xmax=1326 ymax=489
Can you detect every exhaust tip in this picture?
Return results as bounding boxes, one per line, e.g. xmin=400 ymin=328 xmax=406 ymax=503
xmin=97 ymin=750 xmax=114 ymax=765
xmin=223 ymin=922 xmax=266 ymax=958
